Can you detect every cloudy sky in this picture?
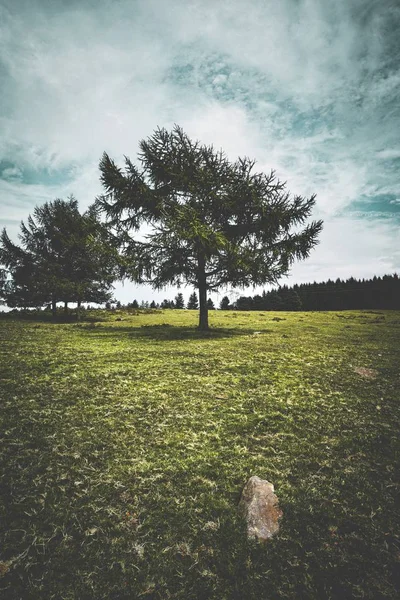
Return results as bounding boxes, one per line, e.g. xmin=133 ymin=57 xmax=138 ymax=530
xmin=1 ymin=0 xmax=399 ymax=305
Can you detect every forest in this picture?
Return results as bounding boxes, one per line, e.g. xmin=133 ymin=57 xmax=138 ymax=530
xmin=232 ymin=274 xmax=400 ymax=311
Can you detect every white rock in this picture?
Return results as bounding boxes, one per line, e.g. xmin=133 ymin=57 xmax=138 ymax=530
xmin=239 ymin=476 xmax=282 ymax=541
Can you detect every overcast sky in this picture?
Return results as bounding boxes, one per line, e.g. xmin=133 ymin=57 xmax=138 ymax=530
xmin=1 ymin=0 xmax=399 ymax=305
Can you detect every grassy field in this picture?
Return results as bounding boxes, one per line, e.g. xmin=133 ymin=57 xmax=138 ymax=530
xmin=0 ymin=309 xmax=399 ymax=599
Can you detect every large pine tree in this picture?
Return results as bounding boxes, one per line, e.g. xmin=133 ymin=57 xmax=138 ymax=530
xmin=97 ymin=125 xmax=322 ymax=329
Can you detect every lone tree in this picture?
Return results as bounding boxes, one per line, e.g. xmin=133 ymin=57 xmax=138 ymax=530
xmin=207 ymin=297 xmax=215 ymax=310
xmin=174 ymin=292 xmax=185 ymax=309
xmin=219 ymin=295 xmax=231 ymax=310
xmin=97 ymin=125 xmax=323 ymax=329
xmin=187 ymin=291 xmax=199 ymax=310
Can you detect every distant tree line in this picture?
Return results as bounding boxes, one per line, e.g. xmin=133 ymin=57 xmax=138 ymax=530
xmin=223 ymin=275 xmax=400 ymax=311
xmin=122 ymin=276 xmax=400 ymax=311
xmin=124 ymin=292 xmax=216 ymax=311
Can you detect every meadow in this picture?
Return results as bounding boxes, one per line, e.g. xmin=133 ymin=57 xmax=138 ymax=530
xmin=0 ymin=309 xmax=399 ymax=599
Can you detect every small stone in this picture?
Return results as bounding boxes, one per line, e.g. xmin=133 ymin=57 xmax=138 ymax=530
xmin=239 ymin=476 xmax=282 ymax=542
xmin=353 ymin=366 xmax=378 ymax=379
xmin=0 ymin=561 xmax=10 ymax=578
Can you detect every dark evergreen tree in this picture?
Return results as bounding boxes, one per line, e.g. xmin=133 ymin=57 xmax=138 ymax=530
xmin=161 ymin=298 xmax=173 ymax=309
xmin=291 ymin=290 xmax=302 ymax=311
xmin=174 ymin=292 xmax=185 ymax=309
xmin=187 ymin=291 xmax=199 ymax=310
xmin=97 ymin=125 xmax=322 ymax=329
xmin=0 ymin=197 xmax=118 ymax=319
xmin=219 ymin=295 xmax=231 ymax=310
xmin=268 ymin=290 xmax=284 ymax=310
xmin=235 ymin=296 xmax=253 ymax=310
xmin=232 ymin=274 xmax=400 ymax=312
xmin=0 ymin=267 xmax=6 ymax=304
xmin=0 ymin=240 xmax=43 ymax=309
xmin=279 ymin=286 xmax=302 ymax=311
xmin=252 ymin=294 xmax=265 ymax=310
xmin=207 ymin=297 xmax=215 ymax=310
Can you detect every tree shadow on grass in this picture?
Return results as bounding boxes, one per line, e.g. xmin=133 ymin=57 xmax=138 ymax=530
xmin=79 ymin=323 xmax=263 ymax=341
xmin=0 ymin=311 xmax=106 ymax=324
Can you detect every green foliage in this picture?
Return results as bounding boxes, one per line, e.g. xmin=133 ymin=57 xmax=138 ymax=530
xmin=174 ymin=292 xmax=185 ymax=309
xmin=0 ymin=197 xmax=119 ymax=315
xmin=161 ymin=298 xmax=174 ymax=309
xmin=235 ymin=275 xmax=400 ymax=312
xmin=187 ymin=291 xmax=199 ymax=310
xmin=207 ymin=297 xmax=215 ymax=310
xmin=1 ymin=310 xmax=399 ymax=599
xmin=235 ymin=295 xmax=254 ymax=310
xmin=219 ymin=295 xmax=231 ymax=310
xmin=0 ymin=267 xmax=6 ymax=303
xmin=0 ymin=229 xmax=45 ymax=308
xmin=97 ymin=125 xmax=322 ymax=328
xmin=266 ymin=289 xmax=284 ymax=310
xmin=275 ymin=288 xmax=302 ymax=311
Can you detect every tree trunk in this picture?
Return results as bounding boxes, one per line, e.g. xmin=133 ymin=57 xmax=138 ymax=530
xmin=197 ymin=254 xmax=209 ymax=330
xmin=51 ymin=298 xmax=57 ymax=320
xmin=76 ymin=299 xmax=81 ymax=322
xmin=64 ymin=301 xmax=68 ymax=315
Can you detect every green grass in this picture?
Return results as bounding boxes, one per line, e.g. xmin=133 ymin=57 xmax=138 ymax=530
xmin=1 ymin=309 xmax=399 ymax=599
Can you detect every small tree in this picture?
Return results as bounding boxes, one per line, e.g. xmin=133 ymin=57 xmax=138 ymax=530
xmin=97 ymin=125 xmax=322 ymax=329
xmin=174 ymin=292 xmax=185 ymax=309
xmin=161 ymin=298 xmax=173 ymax=309
xmin=235 ymin=296 xmax=253 ymax=311
xmin=207 ymin=297 xmax=215 ymax=310
xmin=219 ymin=295 xmax=231 ymax=310
xmin=187 ymin=291 xmax=199 ymax=310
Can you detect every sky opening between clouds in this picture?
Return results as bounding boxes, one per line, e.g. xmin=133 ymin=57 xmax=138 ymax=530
xmin=1 ymin=0 xmax=399 ymax=304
